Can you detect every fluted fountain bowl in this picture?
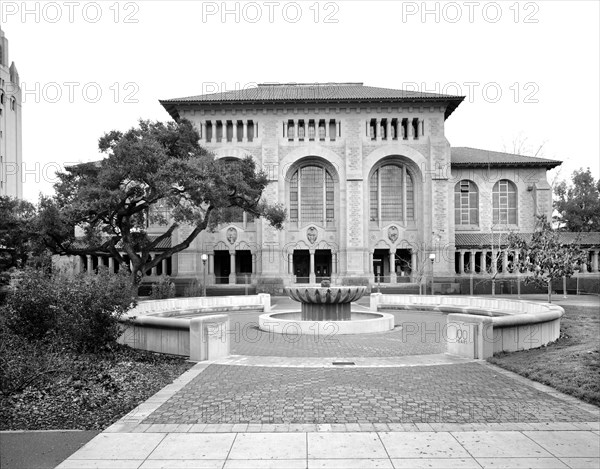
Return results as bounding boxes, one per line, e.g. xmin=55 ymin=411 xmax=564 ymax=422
xmin=259 ymin=284 xmax=393 ymax=335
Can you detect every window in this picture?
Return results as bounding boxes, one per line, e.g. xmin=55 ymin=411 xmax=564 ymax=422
xmin=289 ymin=165 xmax=335 ymax=225
xmin=493 ymin=179 xmax=517 ymax=224
xmin=454 ymin=180 xmax=479 ymax=225
xmin=370 ymin=164 xmax=414 ymax=222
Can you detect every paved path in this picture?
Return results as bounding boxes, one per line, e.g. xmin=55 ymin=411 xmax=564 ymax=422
xmin=56 ymin=295 xmax=600 ymax=468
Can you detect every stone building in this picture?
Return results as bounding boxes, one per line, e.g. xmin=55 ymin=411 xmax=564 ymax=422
xmin=0 ymin=26 xmax=22 ymax=199
xmin=74 ymin=83 xmax=600 ymax=293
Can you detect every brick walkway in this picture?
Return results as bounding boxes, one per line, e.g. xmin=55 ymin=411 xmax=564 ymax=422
xmin=143 ymin=363 xmax=598 ymax=425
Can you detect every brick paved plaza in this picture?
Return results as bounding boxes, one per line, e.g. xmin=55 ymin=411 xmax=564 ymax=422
xmin=57 ymin=296 xmax=600 ymax=468
xmin=143 ymin=363 xmax=597 ymax=425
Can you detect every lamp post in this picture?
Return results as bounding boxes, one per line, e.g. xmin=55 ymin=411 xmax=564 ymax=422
xmin=201 ymin=253 xmax=208 ymax=297
xmin=429 ymin=253 xmax=436 ymax=295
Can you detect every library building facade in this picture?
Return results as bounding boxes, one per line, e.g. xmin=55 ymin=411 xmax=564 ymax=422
xmin=82 ymin=83 xmax=600 ymax=293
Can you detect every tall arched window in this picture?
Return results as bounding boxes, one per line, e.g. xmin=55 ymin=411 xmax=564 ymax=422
xmin=370 ymin=164 xmax=414 ymax=222
xmin=454 ymin=180 xmax=479 ymax=225
xmin=493 ymin=179 xmax=517 ymax=224
xmin=289 ymin=165 xmax=335 ymax=225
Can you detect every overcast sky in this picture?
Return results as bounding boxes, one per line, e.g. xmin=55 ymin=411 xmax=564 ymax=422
xmin=2 ymin=0 xmax=598 ymax=202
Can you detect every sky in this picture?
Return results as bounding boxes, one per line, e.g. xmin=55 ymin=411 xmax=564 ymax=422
xmin=1 ymin=0 xmax=598 ymax=202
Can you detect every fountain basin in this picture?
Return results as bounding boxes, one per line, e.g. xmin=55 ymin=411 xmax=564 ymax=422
xmin=284 ymin=285 xmax=367 ymax=321
xmin=259 ymin=311 xmax=394 ymax=335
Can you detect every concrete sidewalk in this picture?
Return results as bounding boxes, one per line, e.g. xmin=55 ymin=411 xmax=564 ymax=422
xmin=55 ymin=426 xmax=600 ymax=469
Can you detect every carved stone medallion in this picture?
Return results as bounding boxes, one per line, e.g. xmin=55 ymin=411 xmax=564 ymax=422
xmin=226 ymin=227 xmax=237 ymax=244
xmin=306 ymin=226 xmax=318 ymax=244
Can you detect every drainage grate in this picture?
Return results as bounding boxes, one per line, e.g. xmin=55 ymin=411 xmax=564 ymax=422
xmin=332 ymin=361 xmax=355 ymax=366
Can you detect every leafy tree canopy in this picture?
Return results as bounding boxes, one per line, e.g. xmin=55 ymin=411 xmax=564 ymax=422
xmin=508 ymin=215 xmax=587 ymax=302
xmin=0 ymin=197 xmax=38 ymax=283
xmin=554 ymin=168 xmax=600 ymax=232
xmin=37 ymin=119 xmax=286 ymax=283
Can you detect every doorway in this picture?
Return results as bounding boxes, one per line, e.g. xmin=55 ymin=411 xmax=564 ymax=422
xmin=315 ymin=249 xmax=332 ymax=283
xmin=293 ymin=250 xmax=310 ymax=283
xmin=214 ymin=251 xmax=230 ymax=284
xmin=373 ymin=249 xmax=390 ymax=283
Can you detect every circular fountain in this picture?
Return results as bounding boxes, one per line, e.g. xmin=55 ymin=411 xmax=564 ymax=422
xmin=259 ymin=280 xmax=394 ymax=335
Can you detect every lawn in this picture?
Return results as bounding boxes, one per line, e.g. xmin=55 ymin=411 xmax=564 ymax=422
xmin=0 ymin=345 xmax=192 ymax=430
xmin=489 ymin=303 xmax=600 ymax=407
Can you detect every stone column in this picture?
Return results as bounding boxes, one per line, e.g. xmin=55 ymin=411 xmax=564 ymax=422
xmin=592 ymin=250 xmax=599 ymax=273
xmin=385 ymin=119 xmax=391 ymax=141
xmin=292 ymin=120 xmax=298 ymax=141
xmin=458 ymin=250 xmax=465 ymax=275
xmin=389 ymin=250 xmax=397 ymax=283
xmin=502 ymin=250 xmax=509 ymax=273
xmin=108 ymin=257 xmax=115 ymax=274
xmin=336 ymin=120 xmax=341 ymax=139
xmin=375 ymin=118 xmax=382 ymax=141
xmin=470 ymin=250 xmax=476 ymax=273
xmin=491 ymin=249 xmax=497 ymax=274
xmin=407 ymin=119 xmax=413 ymax=139
xmin=151 ymin=262 xmax=157 ymax=277
xmin=369 ymin=251 xmax=373 ymax=273
xmin=288 ymin=254 xmax=293 ymax=274
xmin=324 ymin=120 xmax=329 ymax=139
xmin=252 ymin=253 xmax=257 ymax=277
xmin=86 ymin=255 xmax=93 ymax=274
xmin=162 ymin=258 xmax=168 ymax=275
xmin=201 ymin=122 xmax=206 ymax=141
xmin=242 ymin=120 xmax=248 ymax=142
xmin=332 ymin=253 xmax=337 ymax=274
xmin=481 ymin=250 xmax=487 ymax=274
xmin=208 ymin=253 xmax=214 ymax=275
xmin=229 ymin=251 xmax=236 ymax=284
xmin=309 ymin=251 xmax=315 ymax=284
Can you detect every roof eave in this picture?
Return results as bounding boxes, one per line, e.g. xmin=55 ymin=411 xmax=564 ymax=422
xmin=159 ymin=96 xmax=465 ymax=120
xmin=451 ymin=161 xmax=562 ymax=169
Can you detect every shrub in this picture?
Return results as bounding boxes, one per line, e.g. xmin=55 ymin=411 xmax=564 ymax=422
xmin=150 ymin=275 xmax=176 ymax=299
xmin=3 ymin=268 xmax=136 ymax=352
xmin=3 ymin=268 xmax=57 ymax=341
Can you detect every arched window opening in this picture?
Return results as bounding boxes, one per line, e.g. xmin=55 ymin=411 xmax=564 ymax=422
xmin=454 ymin=180 xmax=479 ymax=225
xmin=493 ymin=179 xmax=517 ymax=225
xmin=370 ymin=163 xmax=415 ymax=223
xmin=289 ymin=165 xmax=335 ymax=225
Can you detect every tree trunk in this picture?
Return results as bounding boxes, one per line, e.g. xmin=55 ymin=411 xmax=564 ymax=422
xmin=491 ymin=279 xmax=496 ymax=296
xmin=547 ymin=280 xmax=552 ymax=303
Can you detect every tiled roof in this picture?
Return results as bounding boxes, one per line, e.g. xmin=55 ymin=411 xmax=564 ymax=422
xmin=455 ymin=232 xmax=600 ymax=248
xmin=160 ymin=83 xmax=465 ymax=119
xmin=451 ymin=147 xmax=561 ymax=168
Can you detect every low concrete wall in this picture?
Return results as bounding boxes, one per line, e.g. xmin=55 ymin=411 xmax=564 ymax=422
xmin=371 ymin=293 xmax=564 ymax=359
xmin=118 ymin=294 xmax=270 ymax=360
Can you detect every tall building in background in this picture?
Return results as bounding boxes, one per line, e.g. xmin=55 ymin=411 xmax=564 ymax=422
xmin=0 ymin=26 xmax=22 ymax=199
